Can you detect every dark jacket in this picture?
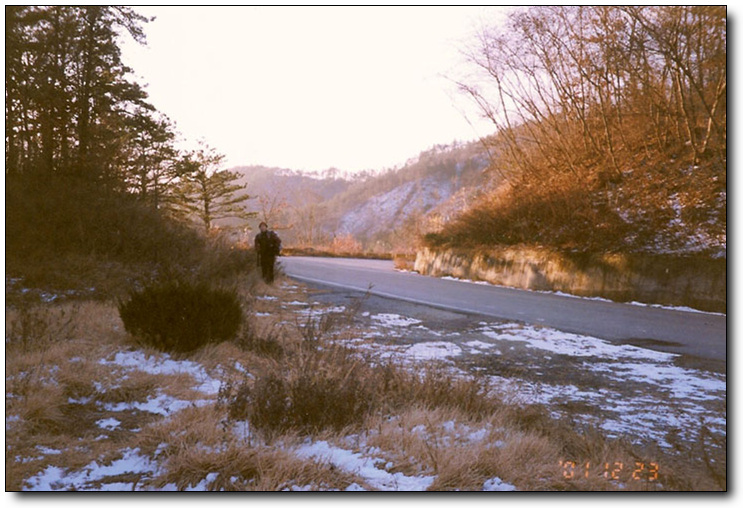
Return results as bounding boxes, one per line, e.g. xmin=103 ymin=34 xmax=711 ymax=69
xmin=255 ymin=230 xmax=281 ymax=260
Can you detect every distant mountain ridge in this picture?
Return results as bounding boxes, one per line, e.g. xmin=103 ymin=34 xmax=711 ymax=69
xmin=230 ymin=140 xmax=495 ymax=251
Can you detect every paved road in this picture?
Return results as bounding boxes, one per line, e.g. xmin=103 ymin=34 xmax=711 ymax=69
xmin=281 ymin=256 xmax=727 ymax=362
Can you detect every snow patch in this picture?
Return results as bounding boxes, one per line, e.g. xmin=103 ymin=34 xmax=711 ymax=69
xmin=479 ymin=324 xmax=677 ymax=362
xmin=483 ymin=477 xmax=518 ymax=491
xmin=295 ymin=440 xmax=435 ymax=491
xmin=405 ymin=341 xmax=462 ymax=360
xmin=371 ymin=313 xmax=422 ymax=327
xmin=99 ymin=350 xmax=221 ymax=395
xmin=24 ymin=448 xmax=160 ymax=491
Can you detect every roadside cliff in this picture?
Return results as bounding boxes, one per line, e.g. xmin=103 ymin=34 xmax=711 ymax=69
xmin=415 ymin=246 xmax=726 ymax=313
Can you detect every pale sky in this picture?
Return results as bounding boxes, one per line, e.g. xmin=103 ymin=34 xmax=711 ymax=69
xmin=119 ymin=6 xmax=508 ymax=173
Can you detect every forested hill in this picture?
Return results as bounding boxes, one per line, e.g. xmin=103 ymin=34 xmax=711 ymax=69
xmin=425 ymin=6 xmax=726 ymax=259
xmin=234 ymin=6 xmax=725 ymax=259
xmin=231 ymin=140 xmax=494 ymax=252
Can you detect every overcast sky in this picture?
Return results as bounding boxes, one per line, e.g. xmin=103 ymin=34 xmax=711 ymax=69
xmin=119 ymin=6 xmax=509 ymax=173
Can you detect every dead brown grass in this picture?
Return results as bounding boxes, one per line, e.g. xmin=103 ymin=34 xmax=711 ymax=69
xmin=135 ymin=405 xmax=360 ymax=491
xmin=5 ymin=277 xmax=724 ymax=491
xmin=393 ymin=254 xmax=416 ymax=271
xmin=358 ymin=406 xmax=560 ymax=491
xmin=427 ymin=137 xmax=725 ymax=257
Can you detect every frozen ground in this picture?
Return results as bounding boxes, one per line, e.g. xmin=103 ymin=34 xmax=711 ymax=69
xmin=17 ymin=282 xmax=726 ymax=491
xmin=19 ymin=342 xmax=518 ymax=492
xmin=306 ymin=285 xmax=727 ymax=452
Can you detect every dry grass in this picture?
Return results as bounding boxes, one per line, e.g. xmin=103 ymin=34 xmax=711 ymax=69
xmin=5 ymin=278 xmax=724 ymax=491
xmin=427 ymin=136 xmax=725 ymax=256
xmin=360 ymin=406 xmax=575 ymax=491
xmin=393 ymin=254 xmax=417 ymax=271
xmin=135 ymin=406 xmax=359 ymax=491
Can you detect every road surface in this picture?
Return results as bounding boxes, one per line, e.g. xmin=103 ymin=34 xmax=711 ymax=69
xmin=281 ymin=256 xmax=727 ymax=363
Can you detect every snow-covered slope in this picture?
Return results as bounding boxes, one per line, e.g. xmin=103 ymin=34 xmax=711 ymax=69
xmin=337 ymin=176 xmax=455 ymax=239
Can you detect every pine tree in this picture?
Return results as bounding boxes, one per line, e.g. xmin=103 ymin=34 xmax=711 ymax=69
xmin=171 ymin=144 xmax=256 ymax=234
xmin=4 ymin=6 xmax=153 ymax=183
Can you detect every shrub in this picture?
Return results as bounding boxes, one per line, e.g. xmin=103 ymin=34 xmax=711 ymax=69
xmin=118 ymin=280 xmax=243 ymax=353
xmin=196 ymin=236 xmax=255 ymax=284
xmin=288 ymin=357 xmax=373 ymax=433
xmin=6 ymin=174 xmax=205 ymax=268
xmin=6 ymin=174 xmax=256 ymax=303
xmin=247 ymin=372 xmax=291 ymax=432
xmin=223 ymin=341 xmax=498 ymax=438
xmin=274 ymin=359 xmax=369 ymax=434
xmin=223 ymin=344 xmax=377 ymax=436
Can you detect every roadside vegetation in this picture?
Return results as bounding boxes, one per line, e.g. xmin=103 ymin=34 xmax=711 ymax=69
xmin=5 ymin=5 xmax=725 ymax=491
xmin=6 ymin=278 xmax=725 ymax=491
xmin=4 ymin=162 xmax=725 ymax=490
xmin=427 ymin=6 xmax=725 ymax=257
xmin=4 ymin=166 xmax=725 ymax=490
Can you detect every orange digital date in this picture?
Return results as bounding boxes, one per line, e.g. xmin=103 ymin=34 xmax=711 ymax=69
xmin=559 ymin=460 xmax=659 ymax=481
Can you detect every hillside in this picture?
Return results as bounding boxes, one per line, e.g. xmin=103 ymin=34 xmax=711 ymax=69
xmin=232 ymin=135 xmax=725 ymax=260
xmin=424 ymin=6 xmax=726 ymax=259
xmin=232 ymin=6 xmax=726 ymax=261
xmin=231 ymin=140 xmax=494 ymax=252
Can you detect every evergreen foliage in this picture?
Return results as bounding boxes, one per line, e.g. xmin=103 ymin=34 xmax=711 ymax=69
xmin=5 ymin=6 xmax=255 ymax=249
xmin=5 ymin=6 xmax=258 ymax=299
xmin=5 ymin=6 xmax=153 ymax=181
xmin=118 ymin=280 xmax=243 ymax=354
xmin=170 ymin=144 xmax=257 ymax=234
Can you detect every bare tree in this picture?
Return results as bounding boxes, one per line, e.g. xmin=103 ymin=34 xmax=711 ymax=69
xmin=257 ymin=193 xmax=288 ymax=228
xmin=458 ymin=5 xmax=726 ymax=177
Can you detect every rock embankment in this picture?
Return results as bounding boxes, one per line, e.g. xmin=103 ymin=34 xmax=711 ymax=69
xmin=415 ymin=247 xmax=726 ymax=313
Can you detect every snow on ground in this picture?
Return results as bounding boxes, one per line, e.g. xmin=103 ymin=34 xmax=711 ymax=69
xmin=6 ymin=276 xmax=97 ymax=303
xmin=295 ymin=305 xmax=346 ymax=317
xmin=371 ymin=313 xmax=423 ymax=328
xmin=477 ymin=323 xmax=677 ymax=361
xmin=338 ymin=176 xmax=454 ymax=240
xmin=435 ymin=275 xmax=725 ymax=316
xmin=100 ymin=350 xmax=222 ymax=396
xmin=349 ymin=311 xmax=726 ymax=449
xmin=17 ymin=292 xmax=725 ymax=491
xmin=470 ymin=321 xmax=724 ymax=448
xmin=290 ymin=420 xmax=515 ymax=491
xmin=405 ymin=341 xmax=462 ymax=360
xmin=294 ymin=440 xmax=436 ymax=491
xmin=24 ymin=448 xmax=162 ymax=492
xmin=22 ymin=350 xmax=228 ymax=491
xmin=483 ymin=477 xmax=518 ymax=491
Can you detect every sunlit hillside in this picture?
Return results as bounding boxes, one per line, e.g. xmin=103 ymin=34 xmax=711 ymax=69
xmin=424 ymin=6 xmax=726 ymax=258
xmin=232 ymin=140 xmax=494 ymax=252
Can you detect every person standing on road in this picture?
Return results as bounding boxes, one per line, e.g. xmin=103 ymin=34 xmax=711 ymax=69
xmin=255 ymin=222 xmax=281 ymax=283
